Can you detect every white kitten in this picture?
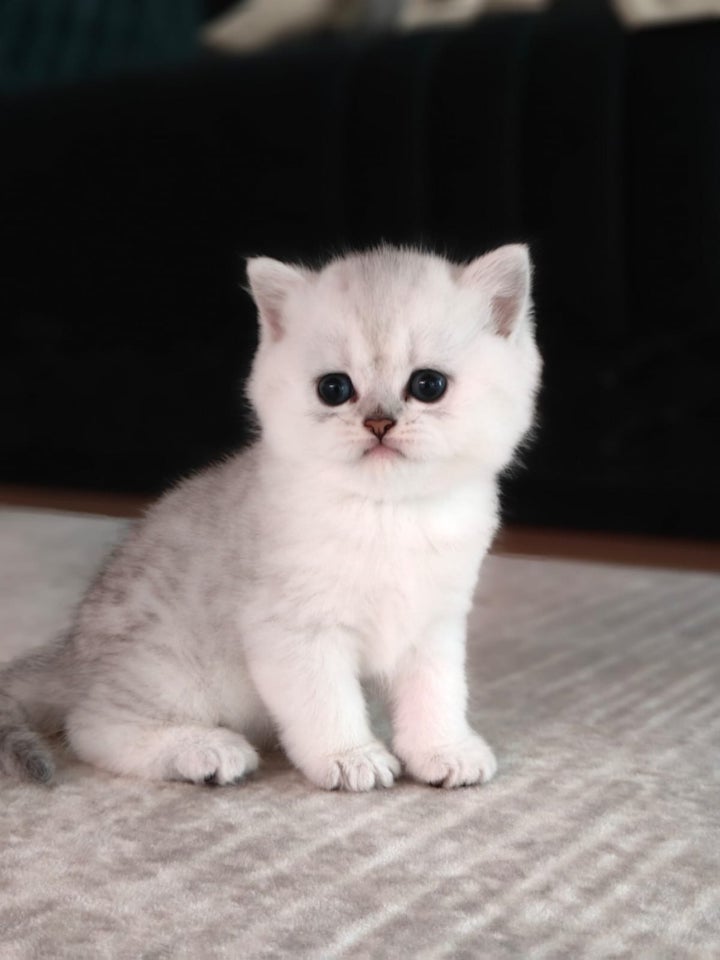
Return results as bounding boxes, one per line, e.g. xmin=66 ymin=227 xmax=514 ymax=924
xmin=0 ymin=244 xmax=541 ymax=791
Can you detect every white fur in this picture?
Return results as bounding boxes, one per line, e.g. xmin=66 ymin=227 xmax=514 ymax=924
xmin=3 ymin=244 xmax=540 ymax=792
xmin=232 ymin=246 xmax=541 ymax=788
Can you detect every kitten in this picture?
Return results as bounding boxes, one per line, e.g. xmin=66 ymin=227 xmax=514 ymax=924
xmin=0 ymin=244 xmax=541 ymax=791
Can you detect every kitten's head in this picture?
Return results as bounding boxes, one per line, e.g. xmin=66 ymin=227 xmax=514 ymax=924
xmin=246 ymin=245 xmax=541 ymax=493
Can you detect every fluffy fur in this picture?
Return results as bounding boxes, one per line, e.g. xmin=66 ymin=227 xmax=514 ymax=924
xmin=0 ymin=244 xmax=541 ymax=791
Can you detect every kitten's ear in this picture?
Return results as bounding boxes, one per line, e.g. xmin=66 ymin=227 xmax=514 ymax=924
xmin=246 ymin=257 xmax=306 ymax=342
xmin=459 ymin=244 xmax=531 ymax=338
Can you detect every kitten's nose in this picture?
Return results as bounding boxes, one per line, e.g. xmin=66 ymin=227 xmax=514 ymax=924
xmin=363 ymin=417 xmax=395 ymax=439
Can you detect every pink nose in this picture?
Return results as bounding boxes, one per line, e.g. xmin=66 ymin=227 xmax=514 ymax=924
xmin=363 ymin=417 xmax=395 ymax=439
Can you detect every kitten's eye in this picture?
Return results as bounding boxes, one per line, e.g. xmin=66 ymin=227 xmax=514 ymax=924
xmin=317 ymin=373 xmax=355 ymax=406
xmin=408 ymin=369 xmax=448 ymax=403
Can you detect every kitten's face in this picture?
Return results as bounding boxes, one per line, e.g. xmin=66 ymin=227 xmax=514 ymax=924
xmin=247 ymin=246 xmax=541 ymax=488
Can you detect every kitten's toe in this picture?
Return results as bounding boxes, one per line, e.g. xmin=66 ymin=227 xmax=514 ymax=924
xmin=173 ymin=728 xmax=260 ymax=786
xmin=314 ymin=742 xmax=401 ymax=792
xmin=400 ymin=734 xmax=497 ymax=789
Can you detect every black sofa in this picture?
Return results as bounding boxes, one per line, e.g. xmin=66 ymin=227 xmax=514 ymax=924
xmin=2 ymin=1 xmax=719 ymax=537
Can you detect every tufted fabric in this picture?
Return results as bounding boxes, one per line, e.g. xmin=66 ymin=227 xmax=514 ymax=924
xmin=2 ymin=5 xmax=719 ymax=536
xmin=0 ymin=0 xmax=199 ymax=92
xmin=5 ymin=0 xmax=720 ymax=537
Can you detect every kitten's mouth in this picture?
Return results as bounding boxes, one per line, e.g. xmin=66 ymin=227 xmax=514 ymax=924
xmin=363 ymin=441 xmax=404 ymax=460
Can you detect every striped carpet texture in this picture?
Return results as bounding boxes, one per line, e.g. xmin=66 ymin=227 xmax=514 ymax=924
xmin=1 ymin=508 xmax=718 ymax=959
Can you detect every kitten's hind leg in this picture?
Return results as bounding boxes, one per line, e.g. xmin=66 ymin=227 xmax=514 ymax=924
xmin=66 ymin=710 xmax=259 ymax=784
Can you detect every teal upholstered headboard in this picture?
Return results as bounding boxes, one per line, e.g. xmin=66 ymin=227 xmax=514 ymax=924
xmin=0 ymin=0 xmax=200 ymax=92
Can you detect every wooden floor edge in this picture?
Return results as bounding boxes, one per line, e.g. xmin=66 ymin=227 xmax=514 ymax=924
xmin=0 ymin=484 xmax=150 ymax=518
xmin=1 ymin=484 xmax=719 ymax=573
xmin=492 ymin=527 xmax=720 ymax=573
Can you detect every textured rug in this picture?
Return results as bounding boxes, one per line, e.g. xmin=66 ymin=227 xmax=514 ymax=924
xmin=1 ymin=507 xmax=719 ymax=960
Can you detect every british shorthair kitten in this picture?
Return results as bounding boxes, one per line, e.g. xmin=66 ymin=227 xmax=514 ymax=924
xmin=0 ymin=244 xmax=541 ymax=791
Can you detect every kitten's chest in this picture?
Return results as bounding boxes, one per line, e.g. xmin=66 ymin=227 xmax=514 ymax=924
xmin=352 ymin=505 xmax=488 ymax=660
xmin=259 ymin=491 xmax=494 ymax=648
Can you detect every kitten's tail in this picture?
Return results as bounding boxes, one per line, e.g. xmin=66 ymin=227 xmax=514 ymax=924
xmin=0 ymin=640 xmax=71 ymax=784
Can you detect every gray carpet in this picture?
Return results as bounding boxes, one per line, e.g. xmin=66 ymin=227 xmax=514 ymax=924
xmin=1 ymin=507 xmax=719 ymax=959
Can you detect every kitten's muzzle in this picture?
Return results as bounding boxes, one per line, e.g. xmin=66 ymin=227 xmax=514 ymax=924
xmin=363 ymin=417 xmax=396 ymax=440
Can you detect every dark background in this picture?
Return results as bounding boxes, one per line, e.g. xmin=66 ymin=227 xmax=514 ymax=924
xmin=2 ymin=0 xmax=719 ymax=537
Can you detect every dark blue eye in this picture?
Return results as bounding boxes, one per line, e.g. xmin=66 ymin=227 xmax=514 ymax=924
xmin=317 ymin=373 xmax=355 ymax=406
xmin=408 ymin=369 xmax=447 ymax=403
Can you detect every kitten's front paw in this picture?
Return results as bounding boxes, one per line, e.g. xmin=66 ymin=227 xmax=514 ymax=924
xmin=400 ymin=734 xmax=497 ymax=789
xmin=308 ymin=741 xmax=401 ymax=792
xmin=172 ymin=728 xmax=260 ymax=786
